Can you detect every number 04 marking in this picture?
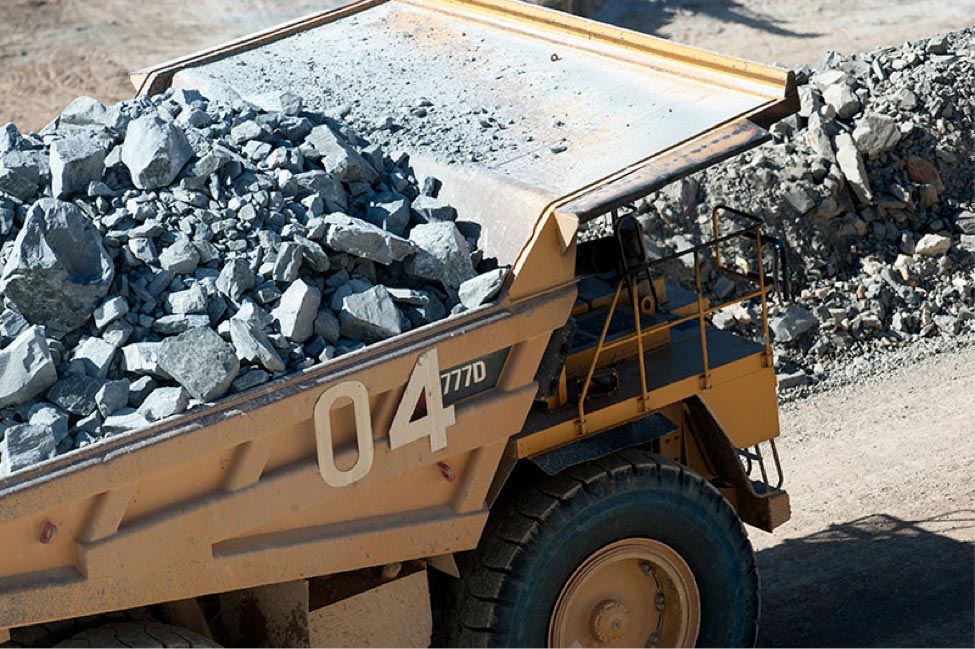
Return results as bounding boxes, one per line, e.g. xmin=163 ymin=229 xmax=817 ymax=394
xmin=315 ymin=349 xmax=456 ymax=488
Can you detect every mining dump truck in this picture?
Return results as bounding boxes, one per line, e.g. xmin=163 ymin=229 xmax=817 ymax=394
xmin=0 ymin=1 xmax=798 ymax=646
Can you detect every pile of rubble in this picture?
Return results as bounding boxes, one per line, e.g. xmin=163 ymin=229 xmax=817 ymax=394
xmin=637 ymin=28 xmax=975 ymax=390
xmin=0 ymin=89 xmax=504 ymax=475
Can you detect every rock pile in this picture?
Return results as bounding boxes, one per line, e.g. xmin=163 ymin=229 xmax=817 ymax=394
xmin=0 ymin=90 xmax=504 ymax=475
xmin=628 ymin=28 xmax=975 ymax=390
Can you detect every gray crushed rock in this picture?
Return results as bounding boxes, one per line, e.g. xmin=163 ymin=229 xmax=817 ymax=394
xmin=610 ymin=29 xmax=975 ymax=393
xmin=0 ymin=424 xmax=57 ymax=475
xmin=0 ymin=328 xmax=58 ymax=410
xmin=0 ymin=49 xmax=529 ymax=473
xmin=459 ymin=268 xmax=507 ymax=310
xmin=121 ymin=115 xmax=194 ymax=190
xmin=0 ymin=198 xmax=114 ymax=332
xmin=157 ymin=327 xmax=240 ymax=402
xmin=406 ymin=222 xmax=476 ymax=289
xmin=339 ymin=285 xmax=404 ymax=343
xmin=137 ymin=387 xmax=189 ymax=422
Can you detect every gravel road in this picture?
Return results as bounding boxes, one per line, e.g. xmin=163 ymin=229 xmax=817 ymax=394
xmin=753 ymin=344 xmax=975 ymax=647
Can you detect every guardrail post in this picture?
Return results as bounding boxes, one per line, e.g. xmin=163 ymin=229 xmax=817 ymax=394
xmin=630 ymin=277 xmax=649 ymax=411
xmin=693 ymin=250 xmax=712 ymax=389
xmin=576 ymin=279 xmax=625 ymax=435
xmin=755 ymin=228 xmax=773 ymax=366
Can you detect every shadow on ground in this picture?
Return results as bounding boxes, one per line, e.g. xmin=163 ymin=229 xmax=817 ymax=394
xmin=543 ymin=0 xmax=820 ymax=39
xmin=756 ymin=512 xmax=975 ymax=647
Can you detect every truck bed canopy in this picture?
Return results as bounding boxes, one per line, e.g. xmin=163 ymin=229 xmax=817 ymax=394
xmin=136 ymin=0 xmax=796 ymax=265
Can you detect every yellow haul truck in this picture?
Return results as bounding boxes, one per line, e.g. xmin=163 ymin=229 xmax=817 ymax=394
xmin=0 ymin=1 xmax=798 ymax=646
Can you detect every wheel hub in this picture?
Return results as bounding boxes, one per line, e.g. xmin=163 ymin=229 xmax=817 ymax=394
xmin=590 ymin=599 xmax=630 ymax=643
xmin=548 ymin=538 xmax=701 ymax=648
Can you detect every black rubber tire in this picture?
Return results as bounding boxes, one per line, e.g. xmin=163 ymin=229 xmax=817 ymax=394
xmin=446 ymin=449 xmax=759 ymax=647
xmin=53 ymin=622 xmax=219 ymax=648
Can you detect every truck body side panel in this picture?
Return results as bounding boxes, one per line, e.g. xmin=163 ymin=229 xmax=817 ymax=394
xmin=0 ymin=288 xmax=575 ymax=629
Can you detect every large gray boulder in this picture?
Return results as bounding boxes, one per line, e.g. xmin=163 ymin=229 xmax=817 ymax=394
xmin=0 ymin=199 xmax=114 ymax=332
xmin=0 ymin=424 xmax=57 ymax=476
xmin=121 ymin=115 xmax=193 ymax=190
xmin=293 ymin=171 xmax=347 ymax=211
xmin=321 ymin=214 xmax=415 ymax=265
xmin=770 ymin=304 xmax=819 ymax=343
xmin=46 ymin=374 xmax=105 ymax=416
xmin=158 ymin=238 xmax=200 ymax=275
xmin=272 ymin=242 xmax=304 ymax=283
xmin=834 ymin=132 xmax=873 ymax=203
xmin=458 ymin=268 xmax=506 ymax=309
xmin=0 ymin=149 xmax=43 ymax=201
xmin=29 ymin=403 xmax=71 ymax=443
xmin=157 ymin=327 xmax=240 ymax=402
xmin=271 ymin=280 xmax=320 ymax=344
xmin=101 ymin=409 xmax=150 ymax=436
xmin=410 ymin=195 xmax=457 ymax=224
xmin=50 ymin=133 xmax=108 ymax=198
xmin=137 ymin=387 xmax=189 ymax=422
xmin=121 ymin=342 xmax=168 ymax=378
xmin=339 ymin=285 xmax=404 ymax=343
xmin=59 ymin=96 xmax=112 ymax=129
xmin=823 ymin=82 xmax=860 ymax=119
xmin=216 ymin=258 xmax=255 ymax=303
xmin=365 ymin=195 xmax=411 ymax=236
xmin=230 ymin=318 xmax=286 ymax=372
xmin=0 ymin=327 xmax=58 ymax=409
xmin=304 ymin=124 xmax=378 ymax=184
xmin=66 ymin=336 xmax=117 ymax=379
xmin=852 ymin=113 xmax=901 ymax=159
xmin=95 ymin=380 xmax=130 ymax=418
xmin=405 ymin=222 xmax=476 ymax=289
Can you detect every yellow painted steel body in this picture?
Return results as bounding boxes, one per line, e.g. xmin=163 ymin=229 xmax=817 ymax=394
xmin=0 ymin=0 xmax=795 ymax=633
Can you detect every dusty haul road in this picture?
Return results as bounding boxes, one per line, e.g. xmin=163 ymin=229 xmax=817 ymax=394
xmin=754 ymin=347 xmax=975 ymax=647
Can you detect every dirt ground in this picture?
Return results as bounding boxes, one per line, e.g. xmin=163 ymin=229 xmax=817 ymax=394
xmin=2 ymin=0 xmax=974 ymax=132
xmin=1 ymin=0 xmax=973 ymax=646
xmin=753 ymin=346 xmax=975 ymax=647
xmin=0 ymin=0 xmax=328 ymax=131
xmin=576 ymin=0 xmax=975 ymax=66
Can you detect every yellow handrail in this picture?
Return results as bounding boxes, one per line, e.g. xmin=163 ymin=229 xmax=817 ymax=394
xmin=574 ymin=207 xmax=775 ymax=434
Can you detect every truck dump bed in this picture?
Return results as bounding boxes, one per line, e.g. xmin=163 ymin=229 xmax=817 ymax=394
xmin=140 ymin=0 xmax=795 ymax=268
xmin=0 ymin=0 xmax=796 ymax=631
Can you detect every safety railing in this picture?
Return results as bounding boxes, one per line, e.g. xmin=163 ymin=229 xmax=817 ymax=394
xmin=576 ymin=205 xmax=788 ymax=433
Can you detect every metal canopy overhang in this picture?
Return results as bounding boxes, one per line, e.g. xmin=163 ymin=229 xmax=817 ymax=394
xmin=559 ymin=118 xmax=773 ymax=223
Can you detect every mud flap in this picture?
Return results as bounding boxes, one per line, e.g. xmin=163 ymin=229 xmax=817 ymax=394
xmin=685 ymin=396 xmax=790 ymax=532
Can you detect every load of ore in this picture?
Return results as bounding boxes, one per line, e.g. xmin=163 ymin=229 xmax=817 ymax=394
xmin=0 ymin=89 xmax=505 ymax=475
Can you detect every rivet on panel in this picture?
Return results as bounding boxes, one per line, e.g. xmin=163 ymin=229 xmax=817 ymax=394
xmin=39 ymin=521 xmax=57 ymax=544
xmin=437 ymin=462 xmax=456 ymax=482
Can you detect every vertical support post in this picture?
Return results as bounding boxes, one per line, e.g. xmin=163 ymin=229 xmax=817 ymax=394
xmin=755 ymin=228 xmax=773 ymax=365
xmin=712 ymin=206 xmax=722 ymax=270
xmin=629 ymin=276 xmax=649 ymax=410
xmin=577 ymin=279 xmax=625 ymax=434
xmin=694 ymin=250 xmax=711 ymax=389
